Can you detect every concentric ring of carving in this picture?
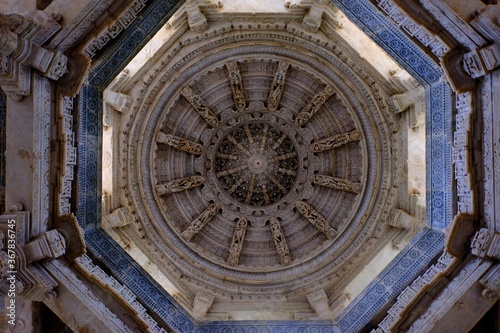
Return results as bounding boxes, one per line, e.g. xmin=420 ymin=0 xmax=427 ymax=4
xmin=215 ymin=122 xmax=298 ymax=207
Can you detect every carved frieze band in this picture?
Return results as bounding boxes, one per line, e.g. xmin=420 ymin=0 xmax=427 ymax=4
xmin=157 ymin=131 xmax=204 ymax=155
xmin=295 ymin=85 xmax=335 ymax=126
xmin=312 ymin=174 xmax=362 ymax=194
xmin=57 ymin=96 xmax=77 ymax=216
xmin=269 ymin=217 xmax=291 ymax=266
xmin=310 ymin=130 xmax=361 ymax=152
xmin=376 ymin=0 xmax=449 ymax=57
xmin=83 ymin=0 xmax=148 ymax=57
xmin=371 ymin=252 xmax=457 ymax=333
xmin=156 ymin=175 xmax=205 ymax=195
xmin=268 ymin=60 xmax=289 ymax=111
xmin=453 ymin=93 xmax=475 ymax=214
xmin=32 ymin=73 xmax=51 ymax=236
xmin=227 ymin=217 xmax=248 ymax=266
xmin=75 ymin=254 xmax=167 ymax=333
xmin=226 ymin=62 xmax=246 ymax=111
xmin=181 ymin=203 xmax=220 ymax=240
xmin=181 ymin=86 xmax=218 ymax=127
xmin=295 ymin=201 xmax=337 ymax=239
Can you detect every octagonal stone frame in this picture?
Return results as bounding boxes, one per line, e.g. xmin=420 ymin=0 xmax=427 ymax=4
xmin=76 ymin=0 xmax=452 ymax=332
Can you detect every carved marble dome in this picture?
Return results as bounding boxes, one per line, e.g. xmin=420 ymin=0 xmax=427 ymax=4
xmin=116 ymin=13 xmax=403 ymax=308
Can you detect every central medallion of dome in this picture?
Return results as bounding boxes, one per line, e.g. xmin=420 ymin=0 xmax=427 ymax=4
xmin=215 ymin=122 xmax=298 ymax=206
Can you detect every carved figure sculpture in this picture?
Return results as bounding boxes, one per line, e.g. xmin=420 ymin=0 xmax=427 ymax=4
xmin=181 ymin=86 xmax=218 ymax=127
xmin=156 ymin=175 xmax=205 ymax=195
xmin=181 ymin=203 xmax=220 ymax=240
xmin=226 ymin=61 xmax=246 ymax=110
xmin=310 ymin=130 xmax=361 ymax=152
xmin=295 ymin=85 xmax=335 ymax=126
xmin=269 ymin=217 xmax=291 ymax=265
xmin=157 ymin=132 xmax=204 ymax=154
xmin=312 ymin=174 xmax=362 ymax=194
xmin=227 ymin=218 xmax=248 ymax=266
xmin=295 ymin=201 xmax=336 ymax=239
xmin=268 ymin=61 xmax=289 ymax=111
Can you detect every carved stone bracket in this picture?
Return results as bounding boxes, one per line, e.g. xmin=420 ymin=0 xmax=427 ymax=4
xmin=227 ymin=218 xmax=247 ymax=266
xmin=226 ymin=62 xmax=246 ymax=111
xmin=295 ymin=85 xmax=335 ymax=126
xmin=306 ymin=288 xmax=333 ymax=319
xmin=157 ymin=131 xmax=204 ymax=155
xmin=101 ymin=207 xmax=134 ymax=230
xmin=156 ymin=175 xmax=205 ymax=195
xmin=269 ymin=217 xmax=291 ymax=266
xmin=445 ymin=212 xmax=476 ymax=258
xmin=310 ymin=130 xmax=361 ymax=152
xmin=168 ymin=0 xmax=222 ymax=33
xmin=295 ymin=201 xmax=336 ymax=239
xmin=268 ymin=60 xmax=289 ymax=112
xmin=192 ymin=291 xmax=215 ymax=320
xmin=286 ymin=0 xmax=344 ymax=33
xmin=389 ymin=86 xmax=425 ymax=129
xmin=181 ymin=203 xmax=220 ymax=240
xmin=463 ymin=43 xmax=500 ymax=79
xmin=471 ymin=228 xmax=500 ymax=260
xmin=0 ymin=12 xmax=67 ymax=98
xmin=181 ymin=86 xmax=218 ymax=127
xmin=388 ymin=208 xmax=425 ymax=250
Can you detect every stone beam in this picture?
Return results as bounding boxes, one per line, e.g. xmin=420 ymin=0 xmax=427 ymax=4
xmin=181 ymin=203 xmax=220 ymax=240
xmin=311 ymin=174 xmax=362 ymax=194
xmin=295 ymin=201 xmax=336 ymax=239
xmin=226 ymin=61 xmax=246 ymax=111
xmin=310 ymin=130 xmax=361 ymax=153
xmin=157 ymin=132 xmax=204 ymax=155
xmin=269 ymin=217 xmax=291 ymax=266
xmin=227 ymin=218 xmax=248 ymax=266
xmin=267 ymin=60 xmax=289 ymax=111
xmin=156 ymin=175 xmax=205 ymax=195
xmin=295 ymin=85 xmax=335 ymax=126
xmin=181 ymin=86 xmax=218 ymax=127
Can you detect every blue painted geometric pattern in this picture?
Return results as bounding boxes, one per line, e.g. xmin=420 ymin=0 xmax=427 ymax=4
xmin=75 ymin=0 xmax=453 ymax=331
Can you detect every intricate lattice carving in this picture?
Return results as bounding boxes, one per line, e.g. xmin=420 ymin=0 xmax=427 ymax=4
xmin=295 ymin=201 xmax=337 ymax=239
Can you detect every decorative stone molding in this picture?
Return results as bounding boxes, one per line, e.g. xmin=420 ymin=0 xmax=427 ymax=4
xmin=0 ymin=12 xmax=67 ymax=98
xmin=295 ymin=85 xmax=335 ymax=126
xmin=82 ymin=0 xmax=149 ymax=58
xmin=226 ymin=61 xmax=246 ymax=111
xmin=463 ymin=43 xmax=500 ymax=79
xmin=471 ymin=228 xmax=500 ymax=260
xmin=181 ymin=203 xmax=220 ymax=240
xmin=23 ymin=229 xmax=66 ymax=264
xmin=181 ymin=86 xmax=218 ymax=127
xmin=269 ymin=217 xmax=291 ymax=266
xmin=453 ymin=92 xmax=475 ymax=214
xmin=286 ymin=0 xmax=344 ymax=33
xmin=470 ymin=5 xmax=500 ymax=43
xmin=268 ymin=60 xmax=289 ymax=112
xmin=310 ymin=130 xmax=361 ymax=152
xmin=311 ymin=174 xmax=362 ymax=194
xmin=192 ymin=291 xmax=215 ymax=320
xmin=306 ymin=288 xmax=333 ymax=318
xmin=479 ymin=264 xmax=500 ymax=301
xmin=295 ymin=201 xmax=337 ymax=239
xmin=376 ymin=0 xmax=449 ymax=57
xmin=57 ymin=96 xmax=76 ymax=216
xmin=371 ymin=252 xmax=458 ymax=333
xmin=74 ymin=254 xmax=167 ymax=332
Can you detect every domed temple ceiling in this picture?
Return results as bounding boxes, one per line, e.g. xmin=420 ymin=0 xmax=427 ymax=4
xmin=99 ymin=1 xmax=428 ymax=319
